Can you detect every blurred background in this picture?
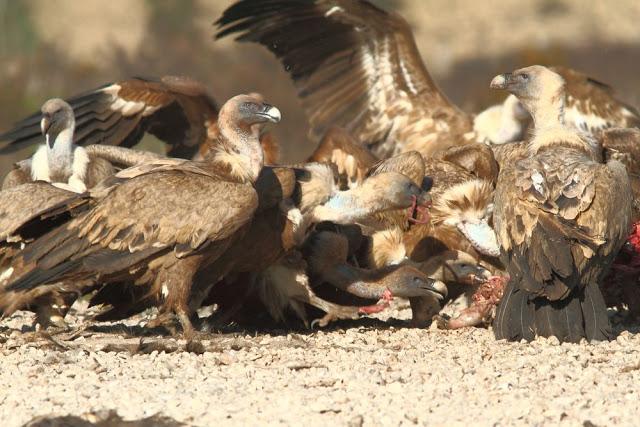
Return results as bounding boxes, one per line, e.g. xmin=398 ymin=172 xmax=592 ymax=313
xmin=1 ymin=0 xmax=639 ymax=174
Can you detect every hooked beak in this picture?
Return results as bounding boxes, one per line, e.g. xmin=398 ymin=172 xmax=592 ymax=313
xmin=40 ymin=116 xmax=53 ymax=147
xmin=258 ymin=104 xmax=281 ymax=123
xmin=425 ymin=278 xmax=448 ymax=300
xmin=393 ymin=276 xmax=448 ymax=301
xmin=490 ymin=73 xmax=513 ymax=90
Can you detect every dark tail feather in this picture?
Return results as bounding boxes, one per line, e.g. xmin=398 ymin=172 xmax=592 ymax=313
xmin=493 ymin=278 xmax=536 ymax=341
xmin=534 ymin=292 xmax=584 ymax=343
xmin=582 ymin=282 xmax=613 ymax=342
xmin=497 ymin=282 xmax=612 ymax=343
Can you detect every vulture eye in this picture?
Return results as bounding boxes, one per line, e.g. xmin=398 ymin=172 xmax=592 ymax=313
xmin=520 ymin=73 xmax=530 ymax=81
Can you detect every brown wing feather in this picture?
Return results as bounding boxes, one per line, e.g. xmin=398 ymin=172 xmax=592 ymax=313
xmin=216 ymin=0 xmax=472 ymax=158
xmin=73 ymin=170 xmax=257 ymax=255
xmin=0 ymin=183 xmax=85 ymax=242
xmin=367 ymin=151 xmax=425 ymax=187
xmin=437 ymin=143 xmax=499 ymax=183
xmin=553 ymin=66 xmax=640 ymax=135
xmin=1 ymin=162 xmax=31 ymax=190
xmin=0 ymin=76 xmax=218 ymax=158
xmin=495 ymin=146 xmax=631 ymax=301
xmin=308 ymin=127 xmax=378 ymax=188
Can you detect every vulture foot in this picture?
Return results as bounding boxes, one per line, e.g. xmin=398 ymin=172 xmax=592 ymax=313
xmin=145 ymin=309 xmax=195 ymax=338
xmin=309 ymin=305 xmax=362 ymax=328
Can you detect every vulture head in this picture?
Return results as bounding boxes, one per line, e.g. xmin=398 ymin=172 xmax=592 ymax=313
xmin=490 ymin=65 xmax=566 ymax=119
xmin=216 ymin=93 xmax=282 ymax=183
xmin=220 ymin=93 xmax=281 ymax=131
xmin=430 ymin=179 xmax=500 ymax=257
xmin=417 ymin=250 xmax=492 ymax=286
xmin=363 ymin=171 xmax=431 ymax=220
xmin=40 ymin=98 xmax=75 ymax=149
xmin=381 ymin=265 xmax=448 ymax=301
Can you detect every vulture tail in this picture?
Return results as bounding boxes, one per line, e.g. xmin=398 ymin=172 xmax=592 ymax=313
xmin=493 ymin=277 xmax=536 ymax=341
xmin=495 ymin=282 xmax=612 ymax=343
xmin=581 ymin=281 xmax=613 ymax=341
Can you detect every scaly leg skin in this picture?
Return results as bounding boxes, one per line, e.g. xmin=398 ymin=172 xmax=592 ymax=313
xmin=307 ymin=293 xmax=383 ymax=328
xmin=32 ymin=292 xmax=76 ymax=332
xmin=437 ymin=275 xmax=507 ymax=330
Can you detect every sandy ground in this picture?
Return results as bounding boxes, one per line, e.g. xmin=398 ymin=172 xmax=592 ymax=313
xmin=1 ymin=301 xmax=639 ymax=427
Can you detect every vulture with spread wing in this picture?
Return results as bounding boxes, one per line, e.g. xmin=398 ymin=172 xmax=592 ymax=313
xmin=216 ymin=0 xmax=478 ymax=160
xmin=490 ymin=66 xmax=632 ymax=343
xmin=0 ymin=76 xmax=279 ymax=164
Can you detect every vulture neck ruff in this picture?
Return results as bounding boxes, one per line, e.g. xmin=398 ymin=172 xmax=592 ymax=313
xmin=31 ymin=120 xmax=90 ymax=192
xmin=213 ymin=120 xmax=264 ymax=184
xmin=523 ymin=83 xmax=590 ymax=155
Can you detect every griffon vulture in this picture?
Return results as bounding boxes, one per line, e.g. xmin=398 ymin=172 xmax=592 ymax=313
xmin=0 ymin=76 xmax=279 ymax=164
xmin=0 ymin=93 xmax=281 ymax=337
xmin=2 ymin=99 xmax=115 ymax=192
xmin=490 ymin=66 xmax=632 ymax=343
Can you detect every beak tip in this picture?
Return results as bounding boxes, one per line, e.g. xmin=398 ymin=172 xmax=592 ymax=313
xmin=490 ymin=74 xmax=507 ymax=90
xmin=266 ymin=106 xmax=281 ymax=123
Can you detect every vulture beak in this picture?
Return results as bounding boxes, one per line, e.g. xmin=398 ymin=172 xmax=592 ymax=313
xmin=258 ymin=104 xmax=281 ymax=123
xmin=416 ymin=277 xmax=448 ymax=301
xmin=390 ymin=275 xmax=448 ymax=300
xmin=40 ymin=116 xmax=53 ymax=148
xmin=490 ymin=73 xmax=513 ymax=90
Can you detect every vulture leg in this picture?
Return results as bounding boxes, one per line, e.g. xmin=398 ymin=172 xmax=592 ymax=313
xmin=32 ymin=291 xmax=77 ymax=330
xmin=307 ymin=294 xmax=363 ymax=328
xmin=146 ymin=255 xmax=204 ymax=338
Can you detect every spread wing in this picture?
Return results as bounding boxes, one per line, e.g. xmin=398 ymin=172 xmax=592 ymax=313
xmin=495 ymin=149 xmax=631 ymax=301
xmin=0 ymin=76 xmax=218 ymax=158
xmin=308 ymin=127 xmax=378 ymax=188
xmin=216 ymin=0 xmax=469 ymax=158
xmin=553 ymin=66 xmax=640 ymax=135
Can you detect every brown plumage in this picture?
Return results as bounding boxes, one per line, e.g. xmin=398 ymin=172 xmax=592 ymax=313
xmin=307 ymin=127 xmax=378 ymax=189
xmin=486 ymin=66 xmax=640 ymax=147
xmin=0 ymin=76 xmax=217 ymax=158
xmin=2 ymin=99 xmax=116 ymax=192
xmin=0 ymin=77 xmax=279 ymax=164
xmin=216 ymin=0 xmax=477 ymax=160
xmin=554 ymin=66 xmax=640 ymax=136
xmin=0 ymin=182 xmax=93 ymax=327
xmin=403 ymin=159 xmax=499 ymax=261
xmin=490 ymin=66 xmax=632 ymax=342
xmin=0 ymin=94 xmax=281 ymax=337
